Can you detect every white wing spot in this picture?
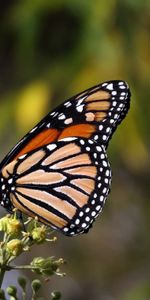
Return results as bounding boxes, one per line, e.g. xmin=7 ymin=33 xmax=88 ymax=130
xmin=75 ymin=219 xmax=80 ymax=225
xmin=8 ymin=178 xmax=13 ymax=184
xmin=76 ymin=105 xmax=84 ymax=112
xmin=64 ymin=118 xmax=73 ymax=125
xmin=99 ymin=125 xmax=103 ymax=131
xmin=107 ymin=83 xmax=113 ymax=90
xmin=94 ymin=135 xmax=99 ymax=140
xmin=60 ymin=137 xmax=77 ymax=142
xmin=64 ymin=101 xmax=71 ymax=107
xmin=58 ymin=113 xmax=65 ymax=120
xmin=112 ymin=101 xmax=117 ymax=106
xmin=80 ymin=139 xmax=85 ymax=145
xmin=63 ymin=227 xmax=69 ymax=232
xmin=77 ymin=99 xmax=84 ymax=105
xmin=96 ymin=205 xmax=101 ymax=211
xmin=91 ymin=200 xmax=95 ymax=205
xmin=105 ymin=170 xmax=110 ymax=176
xmin=82 ymin=223 xmax=87 ymax=228
xmin=102 ymin=135 xmax=107 ymax=141
xmin=96 ymin=146 xmax=102 ymax=152
xmin=30 ymin=126 xmax=37 ymax=133
xmin=86 ymin=147 xmax=90 ymax=151
xmin=85 ymin=207 xmax=90 ymax=213
xmin=47 ymin=144 xmax=57 ymax=151
xmin=100 ymin=196 xmax=104 ymax=202
xmin=79 ymin=211 xmax=84 ymax=217
xmin=91 ymin=211 xmax=96 ymax=217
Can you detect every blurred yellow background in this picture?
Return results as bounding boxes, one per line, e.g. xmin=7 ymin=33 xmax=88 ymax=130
xmin=0 ymin=1 xmax=150 ymax=299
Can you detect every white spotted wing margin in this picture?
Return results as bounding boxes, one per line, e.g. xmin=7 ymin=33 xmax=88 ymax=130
xmin=0 ymin=80 xmax=131 ymax=171
xmin=0 ymin=137 xmax=112 ymax=236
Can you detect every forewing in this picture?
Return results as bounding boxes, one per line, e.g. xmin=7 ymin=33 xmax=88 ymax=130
xmin=0 ymin=80 xmax=130 ymax=170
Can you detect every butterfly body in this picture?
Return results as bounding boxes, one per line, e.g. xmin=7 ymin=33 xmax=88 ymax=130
xmin=0 ymin=80 xmax=131 ymax=236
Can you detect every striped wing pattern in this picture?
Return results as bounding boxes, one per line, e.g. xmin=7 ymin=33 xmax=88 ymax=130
xmin=0 ymin=81 xmax=130 ymax=167
xmin=1 ymin=137 xmax=111 ymax=236
xmin=0 ymin=80 xmax=130 ymax=236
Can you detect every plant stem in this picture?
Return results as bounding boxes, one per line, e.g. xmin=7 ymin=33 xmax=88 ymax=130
xmin=9 ymin=265 xmax=39 ymax=271
xmin=0 ymin=267 xmax=5 ymax=288
xmin=22 ymin=291 xmax=26 ymax=300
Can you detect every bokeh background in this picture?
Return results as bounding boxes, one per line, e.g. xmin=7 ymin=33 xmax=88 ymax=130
xmin=0 ymin=1 xmax=150 ymax=299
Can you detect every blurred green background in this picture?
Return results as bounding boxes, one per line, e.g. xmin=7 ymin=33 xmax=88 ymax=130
xmin=0 ymin=1 xmax=150 ymax=299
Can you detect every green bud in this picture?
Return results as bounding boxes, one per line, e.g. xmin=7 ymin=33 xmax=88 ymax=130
xmin=18 ymin=277 xmax=26 ymax=290
xmin=51 ymin=291 xmax=61 ymax=300
xmin=31 ymin=226 xmax=46 ymax=244
xmin=7 ymin=219 xmax=22 ymax=236
xmin=0 ymin=216 xmax=10 ymax=232
xmin=31 ymin=257 xmax=64 ymax=277
xmin=31 ymin=279 xmax=41 ymax=293
xmin=0 ymin=289 xmax=6 ymax=300
xmin=6 ymin=239 xmax=23 ymax=256
xmin=6 ymin=286 xmax=17 ymax=296
xmin=31 ymin=257 xmax=45 ymax=275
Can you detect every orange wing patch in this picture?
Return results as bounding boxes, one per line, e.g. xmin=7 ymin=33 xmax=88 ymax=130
xmin=15 ymin=129 xmax=60 ymax=160
xmin=59 ymin=124 xmax=96 ymax=139
xmin=14 ymin=124 xmax=96 ymax=162
xmin=11 ymin=90 xmax=111 ymax=162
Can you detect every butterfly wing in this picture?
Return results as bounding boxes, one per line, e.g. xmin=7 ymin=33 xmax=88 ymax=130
xmin=0 ymin=80 xmax=130 ymax=170
xmin=0 ymin=80 xmax=131 ymax=236
xmin=1 ymin=137 xmax=111 ymax=236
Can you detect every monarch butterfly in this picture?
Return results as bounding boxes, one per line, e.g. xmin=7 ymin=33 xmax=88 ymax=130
xmin=0 ymin=80 xmax=131 ymax=236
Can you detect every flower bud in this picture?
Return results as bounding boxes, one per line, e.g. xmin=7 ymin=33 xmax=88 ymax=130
xmin=31 ymin=257 xmax=64 ymax=277
xmin=6 ymin=239 xmax=23 ymax=256
xmin=31 ymin=226 xmax=46 ymax=244
xmin=18 ymin=277 xmax=27 ymax=291
xmin=6 ymin=285 xmax=17 ymax=296
xmin=7 ymin=219 xmax=22 ymax=237
xmin=31 ymin=279 xmax=41 ymax=293
xmin=0 ymin=216 xmax=10 ymax=232
xmin=0 ymin=289 xmax=5 ymax=300
xmin=51 ymin=291 xmax=62 ymax=300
